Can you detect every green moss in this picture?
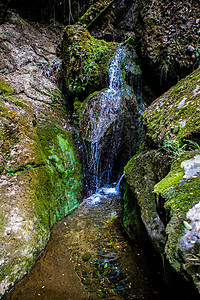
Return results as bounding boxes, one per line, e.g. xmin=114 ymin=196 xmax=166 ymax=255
xmin=62 ymin=25 xmax=117 ymax=101
xmin=0 ymin=57 xmax=83 ymax=297
xmin=142 ymin=68 xmax=200 ymax=146
xmin=152 ymin=150 xmax=200 ymax=276
xmin=124 ymin=150 xmax=168 ymax=222
xmin=164 ymin=176 xmax=200 ymax=273
xmin=36 ymin=123 xmax=83 ymax=226
xmin=121 ymin=180 xmax=150 ymax=245
xmin=0 ymin=78 xmax=14 ymax=96
xmin=0 ymin=208 xmax=6 ymax=231
xmin=165 ymin=178 xmax=200 ymax=212
xmin=154 ymin=151 xmax=199 ymax=196
xmin=72 ymin=99 xmax=82 ymax=126
xmin=154 ymin=164 xmax=184 ymax=195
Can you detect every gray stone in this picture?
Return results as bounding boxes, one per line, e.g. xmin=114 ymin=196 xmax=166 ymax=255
xmin=181 ymin=155 xmax=200 ymax=179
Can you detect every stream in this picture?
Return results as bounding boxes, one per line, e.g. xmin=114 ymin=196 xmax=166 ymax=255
xmin=4 ymin=45 xmax=166 ymax=300
xmin=4 ymin=183 xmax=166 ymax=300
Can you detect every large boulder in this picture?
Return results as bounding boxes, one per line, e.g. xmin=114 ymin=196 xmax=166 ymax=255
xmin=134 ymin=0 xmax=200 ymax=88
xmin=61 ymin=24 xmax=117 ymax=102
xmin=0 ymin=14 xmax=82 ymax=297
xmin=78 ymin=44 xmax=142 ymax=191
xmin=123 ymin=67 xmax=200 ymax=292
xmin=80 ymin=86 xmax=138 ymax=191
xmin=143 ymin=68 xmax=200 ymax=146
xmin=124 ymin=150 xmax=170 ymax=253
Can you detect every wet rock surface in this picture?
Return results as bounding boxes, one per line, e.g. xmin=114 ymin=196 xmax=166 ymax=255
xmin=4 ymin=187 xmax=164 ymax=300
xmin=79 ymin=46 xmax=140 ymax=191
xmin=0 ymin=13 xmax=83 ymax=297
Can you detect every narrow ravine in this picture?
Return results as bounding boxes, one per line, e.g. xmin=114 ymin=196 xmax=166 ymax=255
xmin=4 ymin=183 xmax=165 ymax=300
xmin=3 ymin=45 xmax=163 ymax=300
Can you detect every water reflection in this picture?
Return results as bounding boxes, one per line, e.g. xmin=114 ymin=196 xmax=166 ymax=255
xmin=4 ymin=183 xmax=164 ymax=300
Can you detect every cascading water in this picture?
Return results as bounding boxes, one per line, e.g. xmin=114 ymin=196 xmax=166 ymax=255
xmin=82 ymin=47 xmax=126 ymax=143
xmin=5 ymin=44 xmax=183 ymax=300
xmin=81 ymin=46 xmax=137 ymax=192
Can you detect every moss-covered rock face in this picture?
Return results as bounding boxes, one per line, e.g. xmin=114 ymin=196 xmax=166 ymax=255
xmin=0 ymin=81 xmax=82 ymax=299
xmin=134 ymin=0 xmax=200 ymax=88
xmin=124 ymin=150 xmax=170 ymax=253
xmin=0 ymin=15 xmax=82 ymax=297
xmin=154 ymin=151 xmax=200 ymax=289
xmin=61 ymin=24 xmax=117 ymax=101
xmin=123 ymin=68 xmax=200 ymax=291
xmin=142 ymin=68 xmax=200 ymax=147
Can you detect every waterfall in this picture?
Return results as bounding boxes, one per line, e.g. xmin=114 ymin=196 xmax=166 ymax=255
xmin=82 ymin=47 xmax=126 ymax=144
xmin=109 ymin=47 xmax=125 ymax=91
xmin=80 ymin=46 xmax=140 ymax=193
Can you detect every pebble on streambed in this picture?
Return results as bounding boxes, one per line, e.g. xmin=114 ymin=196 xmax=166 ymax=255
xmin=82 ymin=252 xmax=92 ymax=262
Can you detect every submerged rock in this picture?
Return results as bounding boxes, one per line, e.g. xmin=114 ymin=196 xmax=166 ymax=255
xmin=82 ymin=252 xmax=92 ymax=262
xmin=123 ymin=68 xmax=200 ymax=292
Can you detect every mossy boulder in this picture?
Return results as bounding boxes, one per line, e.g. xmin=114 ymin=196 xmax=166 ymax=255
xmin=0 ymin=15 xmax=83 ymax=297
xmin=154 ymin=151 xmax=200 ymax=290
xmin=142 ymin=68 xmax=200 ymax=147
xmin=124 ymin=150 xmax=170 ymax=253
xmin=0 ymin=89 xmax=83 ymax=297
xmin=123 ymin=68 xmax=200 ymax=292
xmin=61 ymin=24 xmax=117 ymax=101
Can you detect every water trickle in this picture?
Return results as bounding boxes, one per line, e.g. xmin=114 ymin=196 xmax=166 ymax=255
xmin=81 ymin=47 xmax=135 ymax=192
xmin=109 ymin=47 xmax=126 ymax=91
xmin=82 ymin=47 xmax=126 ymax=144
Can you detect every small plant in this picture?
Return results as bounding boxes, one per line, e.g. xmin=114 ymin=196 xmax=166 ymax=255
xmin=161 ymin=136 xmax=186 ymax=158
xmin=161 ymin=136 xmax=200 ymax=158
xmin=185 ymin=139 xmax=200 ymax=151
